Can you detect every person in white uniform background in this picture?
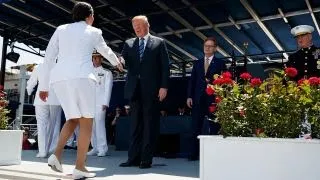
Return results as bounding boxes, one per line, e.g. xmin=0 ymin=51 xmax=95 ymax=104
xmin=26 ymin=63 xmax=62 ymax=158
xmin=87 ymin=51 xmax=113 ymax=157
xmin=39 ymin=2 xmax=123 ymax=179
xmin=61 ymin=109 xmax=79 ymax=149
xmin=66 ymin=125 xmax=79 ymax=149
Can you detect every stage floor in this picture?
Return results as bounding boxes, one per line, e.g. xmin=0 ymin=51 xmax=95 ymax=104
xmin=0 ymin=147 xmax=199 ymax=180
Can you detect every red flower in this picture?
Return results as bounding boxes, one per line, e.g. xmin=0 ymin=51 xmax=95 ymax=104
xmin=0 ymin=85 xmax=4 ymax=90
xmin=212 ymin=77 xmax=234 ymax=86
xmin=238 ymin=109 xmax=245 ymax=117
xmin=222 ymin=71 xmax=232 ymax=79
xmin=285 ymin=67 xmax=298 ymax=78
xmin=221 ymin=78 xmax=233 ymax=85
xmin=213 ymin=78 xmax=223 ymax=85
xmin=209 ymin=105 xmax=216 ymax=113
xmin=255 ymin=128 xmax=264 ymax=135
xmin=206 ymin=86 xmax=215 ymax=95
xmin=298 ymin=78 xmax=307 ymax=86
xmin=215 ymin=96 xmax=222 ymax=103
xmin=308 ymin=77 xmax=320 ymax=86
xmin=298 ymin=78 xmax=308 ymax=86
xmin=0 ymin=101 xmax=7 ymax=107
xmin=250 ymin=78 xmax=262 ymax=87
xmin=240 ymin=72 xmax=252 ymax=80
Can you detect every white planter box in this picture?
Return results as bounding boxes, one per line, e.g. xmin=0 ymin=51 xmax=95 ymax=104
xmin=0 ymin=130 xmax=23 ymax=165
xmin=199 ymin=135 xmax=320 ymax=180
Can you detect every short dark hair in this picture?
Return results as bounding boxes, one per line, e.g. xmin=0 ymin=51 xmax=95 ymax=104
xmin=72 ymin=2 xmax=94 ymax=22
xmin=204 ymin=37 xmax=217 ymax=46
xmin=23 ymin=127 xmax=30 ymax=137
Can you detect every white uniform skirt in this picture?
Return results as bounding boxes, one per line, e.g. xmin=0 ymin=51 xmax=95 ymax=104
xmin=52 ymin=78 xmax=96 ymax=120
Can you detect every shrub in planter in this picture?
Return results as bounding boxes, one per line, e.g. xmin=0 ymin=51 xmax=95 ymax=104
xmin=207 ymin=68 xmax=320 ymax=138
xmin=0 ymin=85 xmax=10 ymax=130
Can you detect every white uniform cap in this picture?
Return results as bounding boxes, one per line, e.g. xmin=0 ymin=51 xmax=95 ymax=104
xmin=92 ymin=49 xmax=101 ymax=56
xmin=291 ymin=25 xmax=314 ymax=37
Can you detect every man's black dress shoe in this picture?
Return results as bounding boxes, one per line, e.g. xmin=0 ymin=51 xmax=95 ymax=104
xmin=119 ymin=161 xmax=140 ymax=167
xmin=139 ymin=162 xmax=152 ymax=169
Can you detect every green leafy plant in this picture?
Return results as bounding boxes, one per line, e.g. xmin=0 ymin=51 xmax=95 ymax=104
xmin=206 ymin=68 xmax=320 ymax=138
xmin=0 ymin=85 xmax=10 ymax=130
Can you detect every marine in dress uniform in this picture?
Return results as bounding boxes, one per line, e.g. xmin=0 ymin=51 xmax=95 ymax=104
xmin=87 ymin=51 xmax=113 ymax=157
xmin=26 ymin=63 xmax=62 ymax=158
xmin=286 ymin=25 xmax=320 ymax=139
xmin=286 ymin=25 xmax=320 ymax=80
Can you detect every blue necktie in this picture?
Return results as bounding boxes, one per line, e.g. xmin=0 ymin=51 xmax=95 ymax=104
xmin=139 ymin=38 xmax=145 ymax=61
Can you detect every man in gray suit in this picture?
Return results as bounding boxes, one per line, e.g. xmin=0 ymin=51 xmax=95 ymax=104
xmin=119 ymin=15 xmax=170 ymax=169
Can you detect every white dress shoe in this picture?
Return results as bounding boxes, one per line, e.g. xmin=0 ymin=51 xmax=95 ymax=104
xmin=36 ymin=153 xmax=47 ymax=158
xmin=48 ymin=154 xmax=63 ymax=172
xmin=72 ymin=169 xmax=96 ymax=179
xmin=97 ymin=152 xmax=106 ymax=157
xmin=87 ymin=149 xmax=98 ymax=156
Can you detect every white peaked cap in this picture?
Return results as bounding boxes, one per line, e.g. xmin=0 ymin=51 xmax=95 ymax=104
xmin=291 ymin=25 xmax=314 ymax=37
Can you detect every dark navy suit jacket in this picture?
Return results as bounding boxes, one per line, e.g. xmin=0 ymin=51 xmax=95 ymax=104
xmin=187 ymin=57 xmax=227 ymax=104
xmin=121 ymin=35 xmax=170 ymax=100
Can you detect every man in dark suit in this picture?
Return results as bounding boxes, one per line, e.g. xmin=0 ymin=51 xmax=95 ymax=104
xmin=119 ymin=15 xmax=170 ymax=169
xmin=187 ymin=37 xmax=227 ymax=161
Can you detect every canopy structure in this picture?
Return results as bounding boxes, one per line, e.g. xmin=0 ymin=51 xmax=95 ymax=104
xmin=1 ymin=0 xmax=320 ymax=80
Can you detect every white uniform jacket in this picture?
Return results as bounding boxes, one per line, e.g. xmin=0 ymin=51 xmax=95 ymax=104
xmin=94 ymin=66 xmax=113 ymax=106
xmin=39 ymin=21 xmax=120 ymax=91
xmin=26 ymin=64 xmax=59 ymax=106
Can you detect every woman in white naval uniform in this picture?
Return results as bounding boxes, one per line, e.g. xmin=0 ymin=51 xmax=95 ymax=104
xmin=39 ymin=2 xmax=123 ymax=179
xmin=26 ymin=63 xmax=62 ymax=158
xmin=87 ymin=52 xmax=113 ymax=157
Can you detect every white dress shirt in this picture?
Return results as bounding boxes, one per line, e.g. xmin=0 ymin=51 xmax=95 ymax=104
xmin=39 ymin=21 xmax=120 ymax=91
xmin=204 ymin=55 xmax=214 ymax=64
xmin=139 ymin=33 xmax=151 ymax=51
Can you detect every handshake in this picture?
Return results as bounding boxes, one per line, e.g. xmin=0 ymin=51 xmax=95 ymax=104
xmin=116 ymin=56 xmax=125 ymax=72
